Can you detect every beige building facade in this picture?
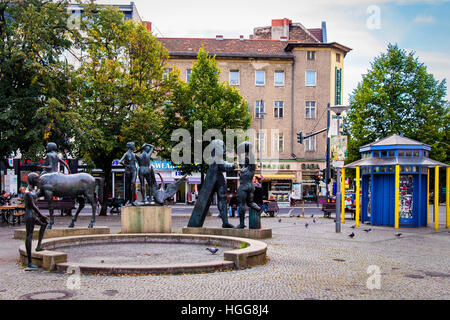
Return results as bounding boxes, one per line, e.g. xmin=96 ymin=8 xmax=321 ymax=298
xmin=158 ymin=19 xmax=351 ymax=205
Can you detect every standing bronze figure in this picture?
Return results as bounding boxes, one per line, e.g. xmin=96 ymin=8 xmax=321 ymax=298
xmin=236 ymin=142 xmax=261 ymax=229
xmin=119 ymin=142 xmax=138 ymax=206
xmin=136 ymin=143 xmax=155 ymax=203
xmin=24 ymin=172 xmax=48 ymax=270
xmin=188 ymin=139 xmax=236 ymax=228
xmin=40 ymin=142 xmax=71 ymax=175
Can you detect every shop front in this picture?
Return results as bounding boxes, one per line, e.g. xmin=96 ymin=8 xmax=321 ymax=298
xmin=301 ymin=173 xmax=319 ymax=202
xmin=262 ymin=174 xmax=295 ymax=207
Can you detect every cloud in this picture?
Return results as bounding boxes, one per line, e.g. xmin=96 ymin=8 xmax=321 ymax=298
xmin=413 ymin=14 xmax=436 ymax=23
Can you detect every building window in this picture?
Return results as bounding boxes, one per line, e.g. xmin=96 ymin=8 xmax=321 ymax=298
xmin=307 ymin=51 xmax=315 ymax=61
xmin=255 ymin=70 xmax=265 ymax=86
xmin=186 ymin=69 xmax=192 ymax=83
xmin=305 ymin=101 xmax=316 ymax=119
xmin=274 ymin=71 xmax=284 ymax=86
xmin=275 ymin=132 xmax=284 ymax=152
xmin=336 ymin=53 xmax=341 ymax=63
xmin=335 ymin=67 xmax=342 ymax=105
xmin=229 ymin=70 xmax=239 ymax=85
xmin=305 ymin=134 xmax=316 ymax=152
xmin=274 ymin=101 xmax=284 ymax=118
xmin=256 ymin=132 xmax=266 ymax=153
xmin=163 ymin=68 xmax=172 ymax=80
xmin=255 ymin=100 xmax=265 ymax=118
xmin=305 ymin=71 xmax=316 ymax=86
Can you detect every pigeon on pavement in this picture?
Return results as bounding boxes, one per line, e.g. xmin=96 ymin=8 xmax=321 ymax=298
xmin=364 ymin=228 xmax=372 ymax=232
xmin=348 ymin=232 xmax=355 ymax=238
xmin=305 ymin=223 xmax=309 ymax=228
xmin=313 ymin=218 xmax=316 ymax=223
xmin=206 ymin=247 xmax=219 ymax=255
xmin=350 ymin=225 xmax=356 ymax=229
xmin=278 ymin=218 xmax=282 ymax=223
xmin=395 ymin=233 xmax=402 ymax=237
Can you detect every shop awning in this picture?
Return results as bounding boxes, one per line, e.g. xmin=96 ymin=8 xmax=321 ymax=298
xmin=262 ymin=174 xmax=296 ymax=180
xmin=188 ymin=177 xmax=201 ymax=184
xmin=155 ymin=175 xmax=174 ymax=184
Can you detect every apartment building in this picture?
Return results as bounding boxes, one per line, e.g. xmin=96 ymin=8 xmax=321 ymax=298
xmin=158 ymin=19 xmax=351 ymax=204
xmin=65 ymin=2 xmax=151 ymax=66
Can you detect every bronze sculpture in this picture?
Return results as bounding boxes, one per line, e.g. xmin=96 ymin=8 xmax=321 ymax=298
xmin=24 ymin=172 xmax=49 ymax=270
xmin=38 ymin=171 xmax=97 ymax=229
xmin=188 ymin=139 xmax=236 ymax=228
xmin=236 ymin=141 xmax=261 ymax=229
xmin=37 ymin=142 xmax=96 ymax=229
xmin=40 ymin=142 xmax=71 ymax=175
xmin=119 ymin=142 xmax=138 ymax=206
xmin=152 ymin=172 xmax=187 ymax=204
xmin=136 ymin=143 xmax=155 ymax=203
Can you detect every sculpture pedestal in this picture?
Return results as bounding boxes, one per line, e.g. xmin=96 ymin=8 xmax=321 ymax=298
xmin=182 ymin=227 xmax=272 ymax=240
xmin=121 ymin=205 xmax=171 ymax=233
xmin=13 ymin=227 xmax=110 ymax=240
xmin=249 ymin=208 xmax=261 ymax=229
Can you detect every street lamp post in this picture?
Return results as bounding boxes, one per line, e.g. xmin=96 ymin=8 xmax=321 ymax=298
xmin=257 ymin=100 xmax=266 ymax=177
xmin=329 ymin=105 xmax=349 ymax=233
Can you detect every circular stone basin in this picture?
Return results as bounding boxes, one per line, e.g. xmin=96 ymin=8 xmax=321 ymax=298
xmin=20 ymin=233 xmax=267 ymax=275
xmin=63 ymin=242 xmax=229 ymax=265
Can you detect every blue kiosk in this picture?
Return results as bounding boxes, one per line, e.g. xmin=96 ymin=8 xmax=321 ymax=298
xmin=345 ymin=135 xmax=449 ymax=228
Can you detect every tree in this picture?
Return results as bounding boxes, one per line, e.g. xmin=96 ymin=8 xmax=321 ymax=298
xmin=62 ymin=5 xmax=177 ymax=215
xmin=344 ymin=44 xmax=449 ymax=165
xmin=0 ymin=0 xmax=74 ymax=161
xmin=161 ymin=46 xmax=252 ymax=183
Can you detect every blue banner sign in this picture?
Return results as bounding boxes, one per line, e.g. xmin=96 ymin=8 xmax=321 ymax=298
xmin=112 ymin=160 xmax=177 ymax=171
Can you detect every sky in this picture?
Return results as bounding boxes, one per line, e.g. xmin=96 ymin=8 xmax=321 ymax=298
xmin=98 ymin=0 xmax=450 ymax=104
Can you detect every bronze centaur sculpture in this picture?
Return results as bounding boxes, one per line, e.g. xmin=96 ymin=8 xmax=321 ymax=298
xmin=31 ymin=172 xmax=97 ymax=229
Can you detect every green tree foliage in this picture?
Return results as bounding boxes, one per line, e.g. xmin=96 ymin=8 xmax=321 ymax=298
xmin=64 ymin=4 xmax=176 ymax=215
xmin=345 ymin=44 xmax=449 ymax=165
xmin=0 ymin=0 xmax=73 ymax=160
xmin=161 ymin=46 xmax=251 ymax=179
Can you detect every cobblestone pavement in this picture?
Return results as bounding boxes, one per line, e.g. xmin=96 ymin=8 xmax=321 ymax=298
xmin=0 ymin=212 xmax=449 ymax=300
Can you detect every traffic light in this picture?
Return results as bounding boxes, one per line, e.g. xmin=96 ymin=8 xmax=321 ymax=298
xmin=320 ymin=169 xmax=326 ymax=182
xmin=314 ymin=174 xmax=320 ymax=185
xmin=296 ymin=131 xmax=303 ymax=144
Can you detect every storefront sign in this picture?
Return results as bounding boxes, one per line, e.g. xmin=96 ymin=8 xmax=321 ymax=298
xmin=151 ymin=161 xmax=177 ymax=171
xmin=172 ymin=171 xmax=184 ymax=178
xmin=111 ymin=160 xmax=177 ymax=171
xmin=301 ymin=163 xmax=320 ymax=170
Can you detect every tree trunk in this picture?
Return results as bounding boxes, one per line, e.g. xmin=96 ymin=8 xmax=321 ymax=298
xmin=99 ymin=165 xmax=112 ymax=216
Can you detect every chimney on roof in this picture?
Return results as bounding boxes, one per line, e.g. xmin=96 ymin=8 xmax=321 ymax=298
xmin=271 ymin=18 xmax=291 ymax=40
xmin=239 ymin=35 xmax=244 ymax=41
xmin=216 ymin=35 xmax=224 ymax=40
xmin=143 ymin=21 xmax=152 ymax=32
xmin=321 ymin=21 xmax=327 ymax=43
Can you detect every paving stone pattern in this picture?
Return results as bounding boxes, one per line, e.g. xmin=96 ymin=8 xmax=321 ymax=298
xmin=0 ymin=213 xmax=449 ymax=300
